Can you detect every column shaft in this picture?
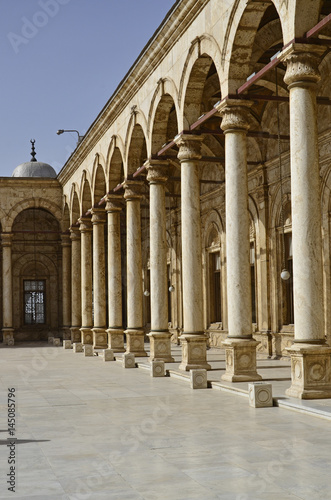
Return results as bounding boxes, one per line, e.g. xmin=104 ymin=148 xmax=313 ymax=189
xmin=147 ymin=161 xmax=174 ymax=362
xmin=124 ymin=181 xmax=147 ymax=357
xmin=174 ymin=135 xmax=210 ymax=371
xmin=70 ymin=227 xmax=81 ymax=343
xmin=216 ymin=101 xmax=261 ymax=382
xmin=106 ymin=195 xmax=125 ymax=352
xmin=282 ymin=44 xmax=331 ymax=399
xmin=61 ymin=233 xmax=71 ymax=340
xmin=79 ymin=216 xmax=93 ymax=345
xmin=2 ymin=233 xmax=14 ymax=345
xmin=225 ymin=130 xmax=252 ymax=337
xmin=91 ymin=209 xmax=107 ymax=349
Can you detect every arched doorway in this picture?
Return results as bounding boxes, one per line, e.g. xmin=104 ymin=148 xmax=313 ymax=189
xmin=12 ymin=208 xmax=61 ymax=341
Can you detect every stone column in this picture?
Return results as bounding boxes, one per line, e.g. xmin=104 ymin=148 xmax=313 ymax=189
xmin=146 ymin=160 xmax=174 ymax=362
xmin=174 ymin=135 xmax=210 ymax=370
xmin=2 ymin=233 xmax=14 ymax=345
xmin=79 ymin=216 xmax=93 ymax=345
xmin=216 ymin=100 xmax=261 ymax=382
xmin=91 ymin=208 xmax=108 ymax=349
xmin=61 ymin=232 xmax=71 ymax=340
xmin=105 ymin=195 xmax=125 ymax=352
xmin=70 ymin=226 xmax=82 ymax=343
xmin=123 ymin=181 xmax=147 ymax=357
xmin=282 ymin=43 xmax=331 ymax=399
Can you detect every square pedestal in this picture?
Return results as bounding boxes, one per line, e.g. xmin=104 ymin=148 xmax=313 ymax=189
xmin=53 ymin=338 xmax=61 ymax=347
xmin=102 ymin=349 xmax=114 ymax=361
xmin=107 ymin=329 xmax=125 ymax=352
xmin=125 ymin=329 xmax=148 ymax=357
xmin=71 ymin=327 xmax=81 ymax=343
xmin=151 ymin=361 xmax=165 ymax=377
xmin=63 ymin=340 xmax=72 ymax=349
xmin=62 ymin=327 xmax=71 ymax=340
xmin=3 ymin=329 xmax=14 ymax=346
xmin=248 ymin=382 xmax=273 ymax=407
xmin=48 ymin=337 xmax=54 ymax=344
xmin=286 ymin=343 xmax=331 ymax=399
xmin=73 ymin=343 xmax=83 ymax=353
xmin=123 ymin=353 xmax=136 ymax=368
xmin=190 ymin=369 xmax=208 ymax=389
xmin=92 ymin=328 xmax=108 ymax=349
xmin=80 ymin=328 xmax=93 ymax=345
xmin=221 ymin=338 xmax=262 ymax=382
xmin=84 ymin=345 xmax=94 ymax=357
xmin=178 ymin=334 xmax=211 ymax=371
xmin=148 ymin=332 xmax=174 ymax=362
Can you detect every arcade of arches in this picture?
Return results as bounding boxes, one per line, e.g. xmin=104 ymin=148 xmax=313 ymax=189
xmin=3 ymin=0 xmax=331 ymax=399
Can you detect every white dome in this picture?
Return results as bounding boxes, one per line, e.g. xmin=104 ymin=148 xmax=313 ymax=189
xmin=12 ymin=161 xmax=57 ymax=178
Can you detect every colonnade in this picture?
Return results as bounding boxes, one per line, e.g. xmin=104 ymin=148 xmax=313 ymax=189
xmin=1 ymin=42 xmax=330 ymax=400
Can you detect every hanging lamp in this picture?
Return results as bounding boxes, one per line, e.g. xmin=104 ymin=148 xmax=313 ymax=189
xmin=276 ymin=68 xmax=290 ymax=281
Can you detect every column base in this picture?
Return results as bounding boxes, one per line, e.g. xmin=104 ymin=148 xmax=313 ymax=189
xmin=92 ymin=328 xmax=108 ymax=349
xmin=148 ymin=331 xmax=174 ymax=362
xmin=221 ymin=338 xmax=262 ymax=382
xmin=178 ymin=333 xmax=211 ymax=371
xmin=80 ymin=328 xmax=93 ymax=345
xmin=125 ymin=329 xmax=148 ymax=357
xmin=2 ymin=328 xmax=14 ymax=346
xmin=71 ymin=327 xmax=81 ymax=343
xmin=107 ymin=328 xmax=125 ymax=352
xmin=285 ymin=343 xmax=331 ymax=399
xmin=62 ymin=327 xmax=71 ymax=340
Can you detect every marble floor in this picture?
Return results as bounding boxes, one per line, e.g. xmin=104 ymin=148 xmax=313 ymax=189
xmin=0 ymin=342 xmax=330 ymax=499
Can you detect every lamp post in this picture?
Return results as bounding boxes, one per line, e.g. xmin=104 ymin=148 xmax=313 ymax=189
xmin=56 ymin=129 xmax=84 ymax=145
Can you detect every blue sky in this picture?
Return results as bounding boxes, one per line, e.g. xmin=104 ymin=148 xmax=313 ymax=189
xmin=0 ymin=0 xmax=175 ymax=177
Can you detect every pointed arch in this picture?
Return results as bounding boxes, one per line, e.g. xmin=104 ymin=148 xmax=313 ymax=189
xmin=80 ymin=171 xmax=92 ymax=216
xmin=92 ymin=154 xmax=107 ymax=206
xmin=126 ymin=122 xmax=148 ymax=177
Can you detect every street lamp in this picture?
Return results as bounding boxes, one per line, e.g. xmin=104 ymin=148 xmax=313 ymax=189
xmin=56 ymin=129 xmax=84 ymax=145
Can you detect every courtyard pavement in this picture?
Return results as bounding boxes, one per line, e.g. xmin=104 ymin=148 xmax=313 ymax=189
xmin=0 ymin=342 xmax=330 ymax=500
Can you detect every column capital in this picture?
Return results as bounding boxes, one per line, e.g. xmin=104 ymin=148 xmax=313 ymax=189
xmin=216 ymin=99 xmax=253 ymax=133
xmin=78 ymin=215 xmax=92 ymax=232
xmin=91 ymin=207 xmax=106 ymax=225
xmin=105 ymin=194 xmax=123 ymax=213
xmin=70 ymin=225 xmax=81 ymax=241
xmin=123 ymin=180 xmax=143 ymax=201
xmin=1 ymin=233 xmax=13 ymax=247
xmin=61 ymin=232 xmax=71 ymax=246
xmin=281 ymin=43 xmax=325 ymax=88
xmin=145 ymin=159 xmax=169 ymax=184
xmin=174 ymin=134 xmax=203 ymax=162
